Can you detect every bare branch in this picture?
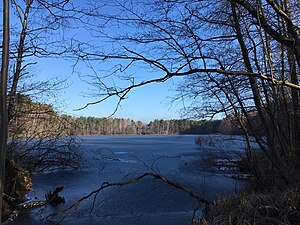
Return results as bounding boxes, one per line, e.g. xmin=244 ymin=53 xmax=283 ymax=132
xmin=45 ymin=172 xmax=211 ymax=222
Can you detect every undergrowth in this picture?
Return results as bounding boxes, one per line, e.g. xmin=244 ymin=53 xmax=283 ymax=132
xmin=197 ymin=151 xmax=300 ymax=225
xmin=197 ymin=186 xmax=300 ymax=225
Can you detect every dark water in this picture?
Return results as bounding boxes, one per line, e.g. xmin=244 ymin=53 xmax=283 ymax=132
xmin=8 ymin=135 xmax=249 ymax=225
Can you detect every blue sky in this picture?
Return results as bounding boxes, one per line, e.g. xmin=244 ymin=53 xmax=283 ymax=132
xmin=8 ymin=0 xmax=192 ymax=123
xmin=35 ymin=58 xmax=184 ymax=123
xmin=19 ymin=0 xmax=191 ymax=123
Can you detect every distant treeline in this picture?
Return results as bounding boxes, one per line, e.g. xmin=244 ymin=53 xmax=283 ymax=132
xmin=61 ymin=115 xmax=245 ymax=136
xmin=9 ymin=95 xmax=255 ymax=138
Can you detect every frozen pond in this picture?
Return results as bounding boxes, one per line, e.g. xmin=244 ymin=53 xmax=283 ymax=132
xmin=8 ymin=134 xmax=249 ymax=225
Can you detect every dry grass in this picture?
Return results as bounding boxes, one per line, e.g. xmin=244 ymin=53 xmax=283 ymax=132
xmin=195 ymin=187 xmax=300 ymax=225
xmin=195 ymin=147 xmax=300 ymax=224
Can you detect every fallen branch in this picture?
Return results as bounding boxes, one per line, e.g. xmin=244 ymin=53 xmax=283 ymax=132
xmin=45 ymin=172 xmax=212 ymax=222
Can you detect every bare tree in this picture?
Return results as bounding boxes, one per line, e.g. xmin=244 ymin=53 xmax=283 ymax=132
xmin=3 ymin=0 xmax=87 ymax=173
xmin=7 ymin=0 xmax=79 ymax=118
xmin=72 ymin=0 xmax=300 ymax=187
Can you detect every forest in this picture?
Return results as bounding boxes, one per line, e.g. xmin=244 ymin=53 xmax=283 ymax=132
xmin=8 ymin=94 xmax=246 ymax=136
xmin=1 ymin=0 xmax=300 ymax=224
xmin=5 ymin=96 xmax=219 ymax=136
xmin=61 ymin=115 xmax=239 ymax=136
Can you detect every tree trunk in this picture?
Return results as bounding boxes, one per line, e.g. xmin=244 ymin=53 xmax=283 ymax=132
xmin=231 ymin=1 xmax=288 ymax=182
xmin=282 ymin=0 xmax=300 ymax=162
xmin=0 ymin=0 xmax=10 ymax=223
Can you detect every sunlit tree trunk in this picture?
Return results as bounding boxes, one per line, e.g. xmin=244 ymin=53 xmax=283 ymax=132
xmin=0 ymin=0 xmax=10 ymax=223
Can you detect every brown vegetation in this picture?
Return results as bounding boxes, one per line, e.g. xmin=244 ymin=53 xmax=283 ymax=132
xmin=2 ymin=160 xmax=32 ymax=218
xmin=197 ymin=187 xmax=300 ymax=225
xmin=196 ymin=150 xmax=300 ymax=225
